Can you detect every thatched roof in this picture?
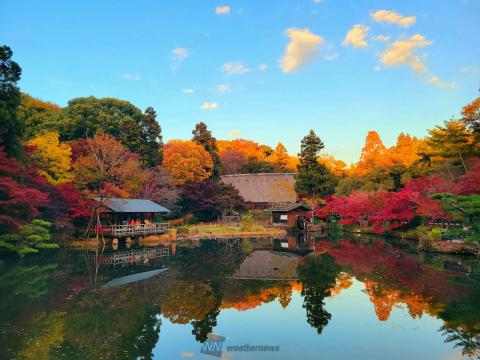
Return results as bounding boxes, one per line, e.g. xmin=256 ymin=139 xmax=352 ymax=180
xmin=271 ymin=203 xmax=312 ymax=212
xmin=221 ymin=173 xmax=296 ymax=204
xmin=230 ymin=250 xmax=301 ymax=280
xmin=94 ymin=198 xmax=170 ymax=213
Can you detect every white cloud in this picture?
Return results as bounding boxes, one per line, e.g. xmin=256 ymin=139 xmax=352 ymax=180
xmin=459 ymin=65 xmax=480 ymax=77
xmin=183 ymin=88 xmax=195 ymax=93
xmin=122 ymin=74 xmax=141 ymax=80
xmin=171 ymin=47 xmax=190 ymax=74
xmin=373 ymin=65 xmax=382 ymax=72
xmin=218 ymin=84 xmax=231 ymax=93
xmin=371 ymin=10 xmax=416 ymax=28
xmin=379 ymin=34 xmax=432 ymax=73
xmin=313 ymin=0 xmax=322 ymax=3
xmin=258 ymin=63 xmax=268 ymax=71
xmin=228 ymin=130 xmax=240 ymax=138
xmin=324 ymin=53 xmax=339 ymax=61
xmin=374 ymin=35 xmax=390 ymax=42
xmin=221 ymin=61 xmax=250 ymax=75
xmin=201 ymin=102 xmax=218 ymax=110
xmin=215 ymin=6 xmax=230 ymax=15
xmin=343 ymin=25 xmax=369 ymax=48
xmin=280 ymin=28 xmax=324 ymax=73
xmin=427 ymin=75 xmax=457 ymax=89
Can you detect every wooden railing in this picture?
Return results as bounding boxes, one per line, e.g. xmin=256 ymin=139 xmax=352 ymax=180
xmin=101 ymin=223 xmax=169 ymax=237
xmin=91 ymin=247 xmax=170 ymax=266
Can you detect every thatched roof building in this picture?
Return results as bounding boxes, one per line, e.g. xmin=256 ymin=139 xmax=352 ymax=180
xmin=221 ymin=173 xmax=296 ymax=207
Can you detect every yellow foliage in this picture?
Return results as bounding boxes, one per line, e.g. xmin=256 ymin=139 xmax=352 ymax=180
xmin=28 ymin=132 xmax=73 ymax=185
xmin=163 ymin=140 xmax=213 ymax=185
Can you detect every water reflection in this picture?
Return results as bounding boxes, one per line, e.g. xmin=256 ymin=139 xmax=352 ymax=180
xmin=0 ymin=236 xmax=479 ymax=359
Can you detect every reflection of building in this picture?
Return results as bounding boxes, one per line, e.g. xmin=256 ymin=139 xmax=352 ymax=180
xmin=230 ymin=250 xmax=301 ymax=280
xmin=221 ymin=173 xmax=296 ymax=208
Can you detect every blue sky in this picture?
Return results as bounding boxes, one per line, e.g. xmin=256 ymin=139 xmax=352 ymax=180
xmin=2 ymin=0 xmax=479 ymax=163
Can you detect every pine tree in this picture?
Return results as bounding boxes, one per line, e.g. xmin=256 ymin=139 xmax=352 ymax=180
xmin=192 ymin=122 xmax=222 ymax=179
xmin=295 ymin=130 xmax=337 ymax=198
xmin=141 ymin=107 xmax=163 ymax=167
xmin=0 ymin=46 xmax=23 ymax=160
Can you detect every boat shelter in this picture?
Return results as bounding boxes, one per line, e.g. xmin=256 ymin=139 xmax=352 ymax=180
xmin=94 ymin=198 xmax=170 ymax=238
xmin=271 ymin=203 xmax=313 ymax=228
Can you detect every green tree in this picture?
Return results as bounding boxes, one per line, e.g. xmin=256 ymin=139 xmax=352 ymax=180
xmin=61 ymin=97 xmax=161 ymax=166
xmin=426 ymin=120 xmax=476 ymax=173
xmin=141 ymin=107 xmax=163 ymax=167
xmin=0 ymin=45 xmax=23 ymax=159
xmin=295 ymin=130 xmax=337 ymax=198
xmin=192 ymin=122 xmax=222 ymax=179
xmin=297 ymin=253 xmax=341 ymax=334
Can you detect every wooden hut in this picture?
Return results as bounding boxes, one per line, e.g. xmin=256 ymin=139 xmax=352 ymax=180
xmin=93 ymin=198 xmax=170 ymax=238
xmin=271 ymin=203 xmax=312 ymax=228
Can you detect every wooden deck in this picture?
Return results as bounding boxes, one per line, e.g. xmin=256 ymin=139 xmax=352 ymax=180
xmin=101 ymin=223 xmax=169 ymax=237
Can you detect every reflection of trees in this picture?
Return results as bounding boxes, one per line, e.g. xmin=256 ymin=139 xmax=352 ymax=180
xmin=297 ymin=254 xmax=340 ymax=334
xmin=161 ymin=280 xmax=216 ymax=324
xmin=191 ymin=290 xmax=222 ymax=343
xmin=439 ymin=274 xmax=480 ymax=359
xmin=46 ymin=289 xmax=162 ymax=359
xmin=441 ymin=326 xmax=480 ymax=359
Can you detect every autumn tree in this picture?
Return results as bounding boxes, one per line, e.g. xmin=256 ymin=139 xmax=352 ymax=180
xmin=138 ymin=169 xmax=180 ymax=216
xmin=354 ymin=131 xmax=390 ymax=175
xmin=162 ymin=140 xmax=213 ymax=185
xmin=73 ymin=132 xmax=146 ymax=197
xmin=18 ymin=93 xmax=62 ymax=139
xmin=0 ymin=45 xmax=23 ymax=159
xmin=180 ymin=180 xmax=245 ymax=221
xmin=461 ymin=97 xmax=480 ymax=138
xmin=27 ymin=132 xmax=72 ymax=185
xmin=0 ymin=146 xmax=48 ymax=232
xmin=295 ymin=130 xmax=337 ymax=198
xmin=266 ymin=143 xmax=290 ymax=172
xmin=192 ymin=122 xmax=221 ymax=179
xmin=219 ymin=149 xmax=247 ymax=174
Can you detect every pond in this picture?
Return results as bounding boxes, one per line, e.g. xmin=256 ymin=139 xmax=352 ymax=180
xmin=1 ymin=235 xmax=479 ymax=359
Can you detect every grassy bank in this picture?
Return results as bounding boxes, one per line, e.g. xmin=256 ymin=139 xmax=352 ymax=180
xmin=176 ymin=222 xmax=286 ymax=239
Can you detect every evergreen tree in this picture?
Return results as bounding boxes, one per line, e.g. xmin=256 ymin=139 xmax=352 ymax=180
xmin=141 ymin=107 xmax=163 ymax=167
xmin=295 ymin=130 xmax=337 ymax=198
xmin=0 ymin=45 xmax=23 ymax=160
xmin=192 ymin=122 xmax=222 ymax=178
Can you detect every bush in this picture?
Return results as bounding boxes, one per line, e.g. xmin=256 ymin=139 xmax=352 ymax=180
xmin=429 ymin=228 xmax=442 ymax=241
xmin=0 ymin=219 xmax=58 ymax=257
xmin=176 ymin=226 xmax=189 ymax=235
xmin=240 ymin=213 xmax=254 ymax=231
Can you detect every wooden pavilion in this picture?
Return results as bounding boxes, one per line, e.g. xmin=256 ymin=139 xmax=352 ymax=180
xmin=93 ymin=197 xmax=170 ymax=238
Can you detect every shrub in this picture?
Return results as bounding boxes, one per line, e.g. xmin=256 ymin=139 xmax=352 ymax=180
xmin=0 ymin=219 xmax=58 ymax=257
xmin=429 ymin=228 xmax=442 ymax=241
xmin=176 ymin=226 xmax=189 ymax=235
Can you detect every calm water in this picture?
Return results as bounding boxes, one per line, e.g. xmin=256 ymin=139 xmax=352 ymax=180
xmin=1 ymin=235 xmax=479 ymax=360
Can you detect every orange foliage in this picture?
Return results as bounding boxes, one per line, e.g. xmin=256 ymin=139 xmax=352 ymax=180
xmin=364 ymin=279 xmax=431 ymax=321
xmin=318 ymin=154 xmax=347 ymax=176
xmin=218 ymin=139 xmax=298 ymax=172
xmin=163 ymin=140 xmax=213 ymax=185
